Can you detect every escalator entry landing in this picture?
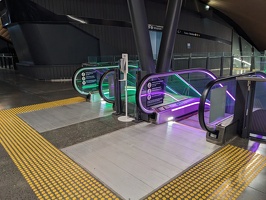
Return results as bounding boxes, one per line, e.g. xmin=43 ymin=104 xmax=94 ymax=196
xmin=151 ymin=97 xmax=209 ymax=124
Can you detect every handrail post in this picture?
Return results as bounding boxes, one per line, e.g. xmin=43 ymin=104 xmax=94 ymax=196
xmin=230 ymin=55 xmax=234 ymax=75
xmin=188 ymin=53 xmax=192 ymax=69
xmin=220 ymin=52 xmax=224 ymax=77
xmin=206 ymin=53 xmax=210 ymax=70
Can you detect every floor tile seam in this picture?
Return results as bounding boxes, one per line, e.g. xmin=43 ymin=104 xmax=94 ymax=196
xmin=248 ymin=185 xmax=266 ymax=194
xmin=92 ymin=143 xmax=174 ymax=188
xmin=101 ymin=138 xmax=183 ymax=176
xmin=145 ymin=133 xmax=214 ymax=157
xmin=106 ymin=136 xmax=192 ymax=171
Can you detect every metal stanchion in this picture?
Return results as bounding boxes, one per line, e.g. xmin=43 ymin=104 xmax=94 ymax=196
xmin=118 ymin=53 xmax=134 ymax=122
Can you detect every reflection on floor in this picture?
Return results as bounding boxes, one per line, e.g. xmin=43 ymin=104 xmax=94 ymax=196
xmin=176 ymin=113 xmax=203 ymax=129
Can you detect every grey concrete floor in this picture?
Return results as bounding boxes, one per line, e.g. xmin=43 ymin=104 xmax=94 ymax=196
xmin=0 ymin=69 xmax=81 ymax=199
xmin=1 ymin=69 xmax=266 ymax=199
xmin=0 ymin=69 xmax=137 ymax=199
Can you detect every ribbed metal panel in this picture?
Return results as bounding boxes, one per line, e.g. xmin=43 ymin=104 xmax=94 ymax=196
xmin=30 ymin=0 xmax=232 ymax=56
xmin=32 ymin=0 xmax=130 ymax=21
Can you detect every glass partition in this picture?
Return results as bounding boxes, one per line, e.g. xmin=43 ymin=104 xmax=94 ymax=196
xmin=99 ymin=68 xmax=138 ymax=103
xmin=73 ymin=64 xmax=139 ymax=96
xmin=99 ymin=70 xmax=115 ymax=103
xmin=198 ymin=71 xmax=266 ymax=133
xmin=250 ymin=80 xmax=266 ymax=138
xmin=254 ymin=78 xmax=266 ymax=109
xmin=75 ymin=53 xmax=266 ymax=101
xmin=200 ymin=79 xmax=237 ymax=131
xmin=171 ymin=52 xmax=266 ymax=77
xmin=87 ymin=55 xmax=139 ymax=64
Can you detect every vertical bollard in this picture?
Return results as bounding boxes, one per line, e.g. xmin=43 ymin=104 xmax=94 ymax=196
xmin=118 ymin=54 xmax=134 ymax=122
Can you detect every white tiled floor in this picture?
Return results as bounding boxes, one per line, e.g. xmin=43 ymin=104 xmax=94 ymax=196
xmin=62 ymin=121 xmax=220 ymax=200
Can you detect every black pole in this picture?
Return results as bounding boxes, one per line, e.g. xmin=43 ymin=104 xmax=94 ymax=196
xmin=250 ymin=47 xmax=255 ymax=72
xmin=206 ymin=53 xmax=210 ymax=70
xmin=127 ymin=0 xmax=155 ymax=74
xmin=220 ymin=53 xmax=224 ymax=77
xmin=156 ymin=0 xmax=183 ymax=73
xmin=114 ymin=68 xmax=122 ymax=115
xmin=230 ymin=55 xmax=234 ymax=75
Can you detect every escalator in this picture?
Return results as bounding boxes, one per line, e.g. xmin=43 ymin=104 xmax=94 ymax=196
xmin=73 ymin=63 xmax=139 ymax=103
xmin=198 ymin=71 xmax=266 ymax=144
xmin=135 ymin=68 xmax=218 ymax=125
xmin=91 ymin=65 xmax=266 ymax=143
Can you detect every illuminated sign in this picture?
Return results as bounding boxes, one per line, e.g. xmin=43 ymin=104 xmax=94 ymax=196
xmin=146 ymin=79 xmax=164 ymax=107
xmin=81 ymin=71 xmax=97 ymax=85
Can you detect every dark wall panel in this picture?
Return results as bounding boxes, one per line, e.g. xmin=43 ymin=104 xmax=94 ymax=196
xmin=76 ymin=24 xmax=136 ymax=55
xmin=32 ymin=0 xmax=130 ymax=21
xmin=174 ymin=35 xmax=231 ymax=54
xmin=8 ymin=23 xmax=100 ymax=65
xmin=7 ymin=25 xmax=34 ymax=63
xmin=30 ymin=0 xmax=233 ymax=56
xmin=178 ymin=10 xmax=232 ymax=41
xmin=145 ymin=1 xmax=167 ymax=25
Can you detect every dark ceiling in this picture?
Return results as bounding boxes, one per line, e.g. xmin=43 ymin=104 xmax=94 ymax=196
xmin=201 ymin=0 xmax=266 ymax=51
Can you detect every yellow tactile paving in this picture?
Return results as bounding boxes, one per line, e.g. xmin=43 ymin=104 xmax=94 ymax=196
xmin=145 ymin=144 xmax=266 ymax=200
xmin=0 ymin=97 xmax=120 ymax=200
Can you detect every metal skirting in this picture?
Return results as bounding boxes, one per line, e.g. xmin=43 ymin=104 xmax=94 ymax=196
xmin=0 ymin=97 xmax=120 ymax=200
xmin=145 ymin=144 xmax=266 ymax=200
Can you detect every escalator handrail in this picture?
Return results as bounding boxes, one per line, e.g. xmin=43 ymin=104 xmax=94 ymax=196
xmin=198 ymin=71 xmax=266 ymax=134
xmin=136 ymin=68 xmax=218 ymax=114
xmin=98 ymin=69 xmax=115 ymax=103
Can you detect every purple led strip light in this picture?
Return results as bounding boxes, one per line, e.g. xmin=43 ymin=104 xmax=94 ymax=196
xmin=171 ymin=101 xmax=210 ymax=112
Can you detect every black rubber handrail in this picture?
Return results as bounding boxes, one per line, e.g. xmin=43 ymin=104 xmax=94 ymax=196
xmin=98 ymin=69 xmax=115 ymax=103
xmin=198 ymin=71 xmax=266 ymax=134
xmin=136 ymin=68 xmax=218 ymax=114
